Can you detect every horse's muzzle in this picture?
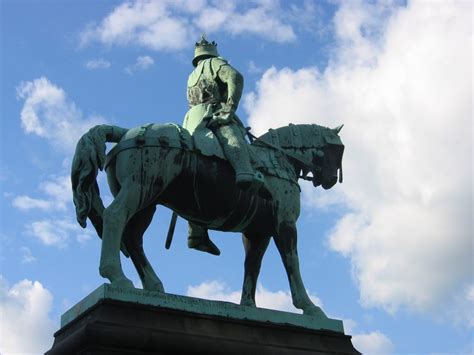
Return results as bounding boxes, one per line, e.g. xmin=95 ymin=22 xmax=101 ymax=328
xmin=322 ymin=175 xmax=337 ymax=190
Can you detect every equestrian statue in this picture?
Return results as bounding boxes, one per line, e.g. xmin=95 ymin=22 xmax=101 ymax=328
xmin=71 ymin=36 xmax=345 ymax=317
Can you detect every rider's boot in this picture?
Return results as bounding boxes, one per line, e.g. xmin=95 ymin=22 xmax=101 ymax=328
xmin=187 ymin=223 xmax=220 ymax=256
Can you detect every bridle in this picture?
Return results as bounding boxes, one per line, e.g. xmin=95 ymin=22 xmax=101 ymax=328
xmin=298 ymin=146 xmax=343 ymax=185
xmin=247 ymin=128 xmax=343 ymax=186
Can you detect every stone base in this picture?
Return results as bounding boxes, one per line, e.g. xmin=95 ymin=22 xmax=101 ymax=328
xmin=46 ymin=284 xmax=360 ymax=354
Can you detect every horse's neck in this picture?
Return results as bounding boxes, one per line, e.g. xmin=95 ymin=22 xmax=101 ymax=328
xmin=291 ymin=146 xmax=313 ymax=168
xmin=290 ymin=147 xmax=313 ymax=162
xmin=273 ymin=146 xmax=313 ymax=180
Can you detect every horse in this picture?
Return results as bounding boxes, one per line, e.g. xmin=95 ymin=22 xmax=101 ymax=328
xmin=71 ymin=122 xmax=344 ymax=317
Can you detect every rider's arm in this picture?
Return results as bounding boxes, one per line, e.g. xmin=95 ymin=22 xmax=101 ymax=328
xmin=217 ymin=64 xmax=244 ymax=112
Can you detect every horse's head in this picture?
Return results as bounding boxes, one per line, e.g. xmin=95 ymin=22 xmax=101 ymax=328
xmin=253 ymin=123 xmax=344 ymax=189
xmin=308 ymin=125 xmax=344 ymax=190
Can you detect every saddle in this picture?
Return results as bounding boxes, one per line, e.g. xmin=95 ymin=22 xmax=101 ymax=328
xmin=191 ymin=126 xmax=300 ymax=187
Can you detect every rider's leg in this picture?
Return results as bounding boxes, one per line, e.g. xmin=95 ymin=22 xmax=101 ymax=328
xmin=187 ymin=222 xmax=220 ymax=256
xmin=214 ymin=124 xmax=261 ymax=189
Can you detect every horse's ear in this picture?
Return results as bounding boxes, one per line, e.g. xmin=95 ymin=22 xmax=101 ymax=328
xmin=333 ymin=124 xmax=344 ymax=134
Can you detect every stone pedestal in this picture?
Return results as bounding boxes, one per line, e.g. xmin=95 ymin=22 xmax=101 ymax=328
xmin=46 ymin=284 xmax=360 ymax=354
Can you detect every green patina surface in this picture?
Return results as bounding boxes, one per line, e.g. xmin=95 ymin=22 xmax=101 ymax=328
xmin=61 ymin=284 xmax=344 ymax=333
xmin=70 ymin=35 xmax=345 ymax=320
xmin=71 ymin=122 xmax=344 ymax=318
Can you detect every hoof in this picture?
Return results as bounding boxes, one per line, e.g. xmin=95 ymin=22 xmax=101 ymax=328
xmin=99 ymin=262 xmax=124 ymax=281
xmin=111 ymin=278 xmax=134 ymax=289
xmin=240 ymin=299 xmax=256 ymax=307
xmin=240 ymin=292 xmax=256 ymax=307
xmin=144 ymin=281 xmax=165 ymax=293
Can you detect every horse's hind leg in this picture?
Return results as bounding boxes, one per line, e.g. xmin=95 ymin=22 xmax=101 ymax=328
xmin=273 ymin=221 xmax=326 ymax=317
xmin=123 ymin=204 xmax=164 ymax=292
xmin=100 ymin=181 xmax=142 ymax=288
xmin=240 ymin=233 xmax=271 ymax=307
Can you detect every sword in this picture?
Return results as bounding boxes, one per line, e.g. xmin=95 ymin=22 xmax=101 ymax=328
xmin=165 ymin=212 xmax=178 ymax=249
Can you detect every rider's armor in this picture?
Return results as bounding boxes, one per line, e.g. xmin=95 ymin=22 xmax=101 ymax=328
xmin=184 ymin=56 xmax=256 ymax=187
xmin=187 ymin=58 xmax=224 ymax=107
xmin=182 ymin=36 xmax=262 ymax=256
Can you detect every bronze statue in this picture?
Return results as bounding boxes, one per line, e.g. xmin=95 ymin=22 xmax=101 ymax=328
xmin=183 ymin=36 xmax=262 ymax=256
xmin=71 ymin=121 xmax=344 ymax=317
xmin=70 ymin=37 xmax=345 ymax=317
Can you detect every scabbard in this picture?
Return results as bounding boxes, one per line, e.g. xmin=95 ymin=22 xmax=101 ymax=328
xmin=165 ymin=212 xmax=178 ymax=249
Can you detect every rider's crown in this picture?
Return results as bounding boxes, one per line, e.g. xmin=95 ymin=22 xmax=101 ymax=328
xmin=193 ymin=34 xmax=219 ymax=67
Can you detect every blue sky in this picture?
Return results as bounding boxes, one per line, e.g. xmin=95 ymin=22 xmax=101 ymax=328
xmin=0 ymin=1 xmax=472 ymax=354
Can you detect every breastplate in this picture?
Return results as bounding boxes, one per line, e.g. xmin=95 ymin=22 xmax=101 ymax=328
xmin=187 ymin=62 xmax=222 ymax=107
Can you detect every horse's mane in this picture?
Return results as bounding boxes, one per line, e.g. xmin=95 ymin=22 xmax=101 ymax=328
xmin=255 ymin=124 xmax=330 ymax=149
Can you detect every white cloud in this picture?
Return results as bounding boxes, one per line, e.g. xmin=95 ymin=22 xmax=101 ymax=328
xmin=248 ymin=60 xmax=263 ymax=74
xmin=79 ymin=0 xmax=193 ymax=51
xmin=26 ymin=218 xmax=93 ymax=248
xmin=467 ymin=285 xmax=474 ymax=303
xmin=12 ymin=175 xmax=72 ymax=212
xmin=245 ymin=0 xmax=472 ymax=320
xmin=343 ymin=319 xmax=394 ymax=354
xmin=79 ymin=0 xmax=297 ymax=51
xmin=125 ymin=55 xmax=155 ymax=74
xmin=27 ymin=220 xmax=70 ymax=247
xmin=20 ymin=246 xmax=37 ymax=264
xmin=331 ymin=0 xmax=396 ymax=68
xmin=192 ymin=1 xmax=232 ymax=33
xmin=85 ymin=58 xmax=111 ymax=69
xmin=16 ymin=76 xmax=105 ymax=152
xmin=195 ymin=0 xmax=296 ymax=43
xmin=39 ymin=175 xmax=71 ymax=208
xmin=76 ymin=233 xmax=92 ymax=245
xmin=352 ymin=330 xmax=394 ymax=355
xmin=12 ymin=195 xmax=51 ymax=210
xmin=136 ymin=55 xmax=154 ymax=69
xmin=448 ymin=283 xmax=474 ymax=328
xmin=187 ymin=280 xmax=241 ymax=303
xmin=186 ymin=280 xmax=321 ymax=313
xmin=0 ymin=276 xmax=55 ymax=354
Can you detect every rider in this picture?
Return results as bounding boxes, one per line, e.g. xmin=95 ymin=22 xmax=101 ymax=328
xmin=183 ymin=35 xmax=261 ymax=256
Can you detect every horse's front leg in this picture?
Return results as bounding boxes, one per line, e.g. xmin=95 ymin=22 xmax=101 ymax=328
xmin=240 ymin=233 xmax=271 ymax=307
xmin=100 ymin=181 xmax=142 ymax=288
xmin=273 ymin=221 xmax=326 ymax=318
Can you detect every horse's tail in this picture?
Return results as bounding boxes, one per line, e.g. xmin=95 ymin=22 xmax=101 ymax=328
xmin=71 ymin=125 xmax=128 ymax=233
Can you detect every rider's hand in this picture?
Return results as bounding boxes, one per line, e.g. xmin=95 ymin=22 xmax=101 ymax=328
xmin=208 ymin=106 xmax=234 ymax=128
